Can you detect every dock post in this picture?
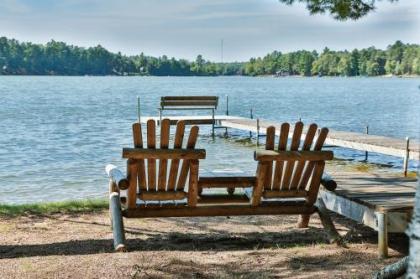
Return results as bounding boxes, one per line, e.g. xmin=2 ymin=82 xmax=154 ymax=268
xmin=137 ymin=96 xmax=141 ymax=124
xmin=376 ymin=212 xmax=388 ymax=259
xmin=365 ymin=125 xmax=369 ymax=161
xmin=403 ymin=137 xmax=410 ymax=177
xmin=226 ymin=95 xmax=229 ymax=116
xmin=249 ymin=108 xmax=253 ymax=139
xmin=256 ymin=118 xmax=260 ymax=146
xmin=212 ymin=108 xmax=215 ymax=137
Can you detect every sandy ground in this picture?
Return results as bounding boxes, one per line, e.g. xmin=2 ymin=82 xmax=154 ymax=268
xmin=0 ymin=210 xmax=408 ymax=279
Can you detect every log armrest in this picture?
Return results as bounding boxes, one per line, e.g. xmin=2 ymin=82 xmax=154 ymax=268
xmin=106 ymin=164 xmax=129 ymax=190
xmin=254 ymin=150 xmax=334 ymax=162
xmin=122 ymin=148 xmax=206 ymax=160
xmin=321 ymin=172 xmax=337 ymax=191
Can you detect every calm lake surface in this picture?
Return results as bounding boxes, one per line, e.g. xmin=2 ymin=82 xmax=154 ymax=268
xmin=0 ymin=76 xmax=419 ymax=204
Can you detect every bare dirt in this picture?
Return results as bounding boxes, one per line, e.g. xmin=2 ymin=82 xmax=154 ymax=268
xmin=0 ymin=211 xmax=408 ymax=278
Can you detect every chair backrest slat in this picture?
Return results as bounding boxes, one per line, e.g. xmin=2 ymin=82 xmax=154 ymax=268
xmin=281 ymin=122 xmax=303 ymax=190
xmin=289 ymin=123 xmax=318 ymax=190
xmin=176 ymin=126 xmax=199 ymax=190
xmin=132 ymin=123 xmax=147 ymax=191
xmin=167 ymin=121 xmax=185 ymax=190
xmin=128 ymin=119 xmax=202 ymax=207
xmin=271 ymin=123 xmax=289 ymax=190
xmin=298 ymin=127 xmax=329 ymax=190
xmin=158 ymin=119 xmax=170 ymax=191
xmin=253 ymin=122 xmax=331 ymax=207
xmin=263 ymin=126 xmax=276 ymax=190
xmin=147 ymin=120 xmax=156 ymax=190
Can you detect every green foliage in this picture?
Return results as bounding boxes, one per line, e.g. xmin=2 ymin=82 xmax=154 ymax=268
xmin=0 ymin=37 xmax=243 ymax=76
xmin=278 ymin=0 xmax=398 ymax=20
xmin=0 ymin=199 xmax=108 ymax=217
xmin=244 ymin=41 xmax=420 ymax=77
xmin=0 ymin=37 xmax=418 ymax=77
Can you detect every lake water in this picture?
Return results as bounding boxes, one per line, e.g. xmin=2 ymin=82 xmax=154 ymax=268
xmin=0 ymin=76 xmax=419 ymax=204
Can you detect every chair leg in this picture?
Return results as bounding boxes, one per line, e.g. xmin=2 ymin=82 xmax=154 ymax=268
xmin=316 ymin=198 xmax=345 ymax=246
xmin=110 ymin=192 xmax=127 ymax=252
xmin=297 ymin=214 xmax=311 ymax=228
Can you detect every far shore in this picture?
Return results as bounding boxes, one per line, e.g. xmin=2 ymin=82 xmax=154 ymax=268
xmin=0 ymin=74 xmax=419 ymax=78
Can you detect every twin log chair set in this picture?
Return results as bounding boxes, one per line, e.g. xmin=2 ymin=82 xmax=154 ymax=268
xmin=105 ymin=96 xmax=340 ymax=252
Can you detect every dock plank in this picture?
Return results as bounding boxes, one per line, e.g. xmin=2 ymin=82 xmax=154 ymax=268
xmin=323 ymin=171 xmax=417 ymax=212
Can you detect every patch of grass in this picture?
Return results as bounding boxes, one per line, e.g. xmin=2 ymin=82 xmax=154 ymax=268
xmin=0 ymin=199 xmax=108 ymax=217
xmin=407 ymin=171 xmax=417 ymax=178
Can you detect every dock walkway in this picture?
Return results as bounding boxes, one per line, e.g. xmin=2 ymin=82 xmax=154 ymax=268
xmin=141 ymin=115 xmax=420 ymax=162
xmin=318 ymin=170 xmax=417 ymax=258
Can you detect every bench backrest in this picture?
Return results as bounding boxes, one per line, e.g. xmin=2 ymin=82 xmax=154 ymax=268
xmin=251 ymin=122 xmax=332 ymax=206
xmin=160 ymin=96 xmax=218 ymax=109
xmin=122 ymin=119 xmax=205 ymax=208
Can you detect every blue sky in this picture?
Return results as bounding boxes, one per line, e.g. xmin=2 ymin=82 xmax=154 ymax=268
xmin=0 ymin=0 xmax=419 ymax=61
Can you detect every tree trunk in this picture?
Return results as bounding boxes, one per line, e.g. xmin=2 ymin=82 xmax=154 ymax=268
xmin=407 ymin=170 xmax=420 ymax=278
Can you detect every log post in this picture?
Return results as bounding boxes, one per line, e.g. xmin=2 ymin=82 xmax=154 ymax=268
xmin=321 ymin=172 xmax=337 ymax=191
xmin=109 ymin=192 xmax=126 ymax=252
xmin=137 ymin=96 xmax=141 ymax=124
xmin=256 ymin=118 xmax=260 ymax=146
xmin=373 ymin=257 xmax=408 ymax=279
xmin=376 ymin=211 xmax=388 ymax=259
xmin=226 ymin=95 xmax=229 ymax=116
xmin=249 ymin=108 xmax=253 ymax=139
xmin=212 ymin=108 xmax=215 ymax=137
xmin=297 ymin=214 xmax=310 ymax=228
xmin=365 ymin=125 xmax=369 ymax=161
xmin=105 ymin=164 xmax=129 ymax=190
xmin=403 ymin=137 xmax=410 ymax=177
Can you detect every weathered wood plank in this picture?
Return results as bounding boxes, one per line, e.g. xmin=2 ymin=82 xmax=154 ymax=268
xmin=282 ymin=121 xmax=303 ymax=190
xmin=177 ymin=125 xmax=199 ymax=190
xmin=123 ymin=204 xmax=316 ymax=218
xmin=198 ymin=176 xmax=256 ymax=188
xmin=132 ymin=123 xmax=147 ymax=191
xmin=139 ymin=191 xmax=187 ymax=200
xmin=298 ymin=127 xmax=329 ymax=190
xmin=254 ymin=150 xmax=333 ymax=161
xmin=147 ymin=120 xmax=156 ymax=191
xmin=123 ymin=148 xmax=206 ymax=160
xmin=167 ymin=121 xmax=185 ymax=190
xmin=264 ymin=126 xmax=276 ymax=189
xmin=290 ymin=123 xmax=318 ymax=189
xmin=158 ymin=119 xmax=170 ymax=191
xmin=272 ymin=123 xmax=289 ymax=190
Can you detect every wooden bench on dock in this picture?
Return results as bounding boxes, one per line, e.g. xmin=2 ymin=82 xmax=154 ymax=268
xmin=158 ymin=96 xmax=219 ymax=135
xmin=106 ymin=119 xmax=340 ymax=252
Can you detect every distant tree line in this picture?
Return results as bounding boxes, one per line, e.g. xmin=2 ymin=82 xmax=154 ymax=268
xmin=244 ymin=41 xmax=420 ymax=76
xmin=0 ymin=37 xmax=418 ymax=76
xmin=0 ymin=37 xmax=242 ymax=76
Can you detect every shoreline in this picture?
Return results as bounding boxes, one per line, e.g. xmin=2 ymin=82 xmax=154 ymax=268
xmin=0 ymin=74 xmax=419 ymax=78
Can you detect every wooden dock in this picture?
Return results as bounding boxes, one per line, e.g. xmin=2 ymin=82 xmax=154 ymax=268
xmin=318 ymin=171 xmax=417 ymax=258
xmin=220 ymin=117 xmax=419 ymax=161
xmin=141 ymin=115 xmax=419 ymax=162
